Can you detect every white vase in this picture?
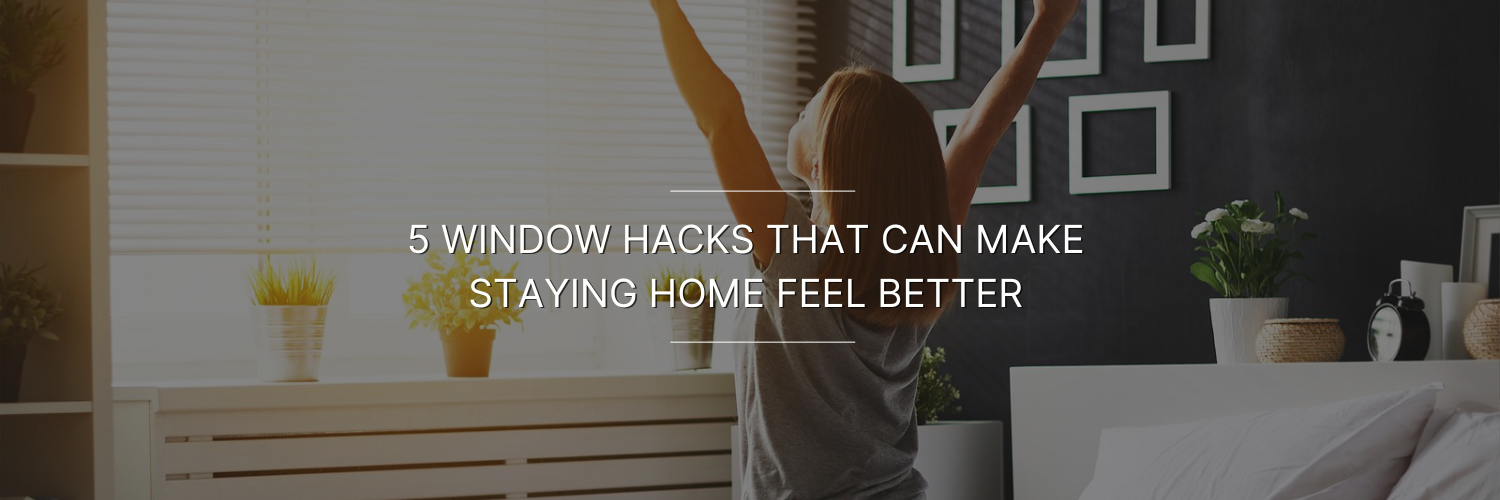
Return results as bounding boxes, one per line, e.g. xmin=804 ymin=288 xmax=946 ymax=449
xmin=1401 ymin=261 xmax=1452 ymax=360
xmin=1210 ymin=298 xmax=1289 ymax=364
xmin=648 ymin=306 xmax=715 ymax=371
xmin=250 ymin=305 xmax=327 ymax=382
xmin=1441 ymin=282 xmax=1487 ymax=360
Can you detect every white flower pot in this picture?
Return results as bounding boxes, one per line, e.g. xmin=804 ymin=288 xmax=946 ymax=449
xmin=649 ymin=306 xmax=715 ymax=371
xmin=730 ymin=421 xmax=1007 ymax=500
xmin=1209 ymin=298 xmax=1288 ymax=364
xmin=250 ymin=305 xmax=327 ymax=382
xmin=914 ymin=421 xmax=1007 ymax=499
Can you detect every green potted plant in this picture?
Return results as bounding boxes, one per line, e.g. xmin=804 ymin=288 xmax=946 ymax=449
xmin=0 ymin=0 xmax=70 ymax=152
xmin=916 ymin=346 xmax=960 ymax=424
xmin=913 ymin=347 xmax=1005 ymax=497
xmin=1189 ymin=192 xmax=1315 ymax=363
xmin=403 ymin=252 xmax=523 ymax=377
xmin=247 ymin=257 xmax=335 ymax=382
xmin=0 ymin=262 xmax=62 ymax=402
xmin=649 ymin=263 xmax=714 ymax=370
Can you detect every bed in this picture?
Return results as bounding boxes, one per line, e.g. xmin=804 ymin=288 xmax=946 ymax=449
xmin=1010 ymin=360 xmax=1500 ymax=500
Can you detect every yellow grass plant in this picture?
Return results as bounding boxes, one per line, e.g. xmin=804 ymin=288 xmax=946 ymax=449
xmin=247 ymin=257 xmax=336 ymax=306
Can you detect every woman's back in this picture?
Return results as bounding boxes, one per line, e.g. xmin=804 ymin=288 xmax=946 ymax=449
xmin=734 ymin=195 xmax=933 ymax=499
xmin=648 ymin=0 xmax=1078 ymax=497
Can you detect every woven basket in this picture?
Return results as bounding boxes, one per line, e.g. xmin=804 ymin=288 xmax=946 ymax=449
xmin=1463 ymin=299 xmax=1500 ymax=360
xmin=1256 ymin=318 xmax=1344 ymax=363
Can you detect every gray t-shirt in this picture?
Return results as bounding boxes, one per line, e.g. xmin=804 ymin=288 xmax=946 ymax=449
xmin=733 ymin=194 xmax=932 ymax=499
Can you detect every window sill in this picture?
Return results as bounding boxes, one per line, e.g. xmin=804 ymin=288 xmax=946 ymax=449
xmin=113 ymin=369 xmax=734 ymax=412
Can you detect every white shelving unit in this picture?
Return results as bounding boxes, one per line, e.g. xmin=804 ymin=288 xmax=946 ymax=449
xmin=0 ymin=153 xmax=91 ymax=169
xmin=0 ymin=401 xmax=93 ymax=416
xmin=0 ymin=0 xmax=112 ymax=498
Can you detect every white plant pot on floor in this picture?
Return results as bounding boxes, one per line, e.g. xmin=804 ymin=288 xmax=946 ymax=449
xmin=1210 ymin=297 xmax=1288 ymax=364
xmin=914 ymin=421 xmax=1007 ymax=499
xmin=251 ymin=305 xmax=327 ymax=382
xmin=730 ymin=421 xmax=1007 ymax=499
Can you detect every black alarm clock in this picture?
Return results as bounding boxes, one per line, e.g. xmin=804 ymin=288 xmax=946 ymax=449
xmin=1367 ymin=279 xmax=1430 ymax=361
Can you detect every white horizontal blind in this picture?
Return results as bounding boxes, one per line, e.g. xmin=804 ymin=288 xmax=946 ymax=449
xmin=108 ymin=0 xmax=814 ymax=254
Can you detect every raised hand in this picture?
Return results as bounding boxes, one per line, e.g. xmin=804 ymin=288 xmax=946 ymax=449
xmin=1034 ymin=0 xmax=1081 ymax=26
xmin=942 ymin=0 xmax=1074 ymax=224
xmin=649 ymin=0 xmax=784 ymax=266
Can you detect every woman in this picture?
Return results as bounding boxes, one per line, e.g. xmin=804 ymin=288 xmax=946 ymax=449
xmin=649 ymin=0 xmax=1078 ymax=497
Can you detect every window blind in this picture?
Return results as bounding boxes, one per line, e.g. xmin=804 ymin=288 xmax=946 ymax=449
xmin=108 ymin=0 xmax=814 ymax=254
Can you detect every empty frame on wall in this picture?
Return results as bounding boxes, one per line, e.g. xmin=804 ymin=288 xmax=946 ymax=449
xmin=896 ymin=0 xmax=1205 ymax=78
xmin=934 ymin=105 xmax=1033 ymax=204
xmin=1144 ymin=0 xmax=1211 ymax=62
xmin=1002 ymin=0 xmax=1102 ymax=78
xmin=1069 ymin=91 xmax=1171 ymax=195
xmin=892 ymin=0 xmax=956 ymax=83
xmin=894 ymin=2 xmax=1182 ymax=198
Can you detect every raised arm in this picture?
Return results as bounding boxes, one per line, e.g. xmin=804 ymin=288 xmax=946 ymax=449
xmin=650 ymin=0 xmax=784 ymax=266
xmin=944 ymin=0 xmax=1078 ymax=224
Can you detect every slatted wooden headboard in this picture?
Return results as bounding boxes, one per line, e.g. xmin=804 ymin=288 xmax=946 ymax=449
xmin=114 ymin=372 xmax=736 ymax=500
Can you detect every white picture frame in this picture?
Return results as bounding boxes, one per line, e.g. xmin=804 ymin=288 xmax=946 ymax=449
xmin=1002 ymin=0 xmax=1101 ymax=78
xmin=892 ymin=0 xmax=956 ymax=83
xmin=1068 ymin=91 xmax=1171 ymax=195
xmin=1459 ymin=205 xmax=1500 ymax=289
xmin=933 ymin=105 xmax=1032 ymax=204
xmin=1144 ymin=0 xmax=1211 ymax=62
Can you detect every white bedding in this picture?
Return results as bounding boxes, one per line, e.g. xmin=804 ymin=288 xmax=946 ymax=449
xmin=1386 ymin=407 xmax=1500 ymax=499
xmin=1077 ymin=384 xmax=1440 ymax=500
xmin=1009 ymin=360 xmax=1500 ymax=500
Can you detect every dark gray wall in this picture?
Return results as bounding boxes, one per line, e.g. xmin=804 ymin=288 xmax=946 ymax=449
xmin=812 ymin=0 xmax=1499 ymax=423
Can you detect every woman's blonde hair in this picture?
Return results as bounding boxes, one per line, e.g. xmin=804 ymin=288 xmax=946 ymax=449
xmin=810 ymin=66 xmax=958 ymax=327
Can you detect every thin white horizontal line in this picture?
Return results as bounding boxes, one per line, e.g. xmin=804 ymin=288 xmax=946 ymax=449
xmin=670 ymin=341 xmax=854 ymax=344
xmin=670 ymin=189 xmax=854 ymax=193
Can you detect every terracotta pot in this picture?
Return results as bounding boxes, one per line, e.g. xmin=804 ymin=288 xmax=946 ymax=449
xmin=0 ymin=343 xmax=28 ymax=403
xmin=0 ymin=91 xmax=37 ymax=152
xmin=440 ymin=329 xmax=496 ymax=377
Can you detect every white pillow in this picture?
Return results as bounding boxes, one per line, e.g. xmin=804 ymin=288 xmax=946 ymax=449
xmin=1078 ymin=383 xmax=1441 ymax=500
xmin=1386 ymin=408 xmax=1500 ymax=499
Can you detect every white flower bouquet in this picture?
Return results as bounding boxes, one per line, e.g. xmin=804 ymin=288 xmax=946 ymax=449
xmin=1190 ymin=192 xmax=1316 ymax=298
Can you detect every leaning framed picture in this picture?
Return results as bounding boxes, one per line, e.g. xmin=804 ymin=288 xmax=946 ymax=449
xmin=1459 ymin=205 xmax=1500 ymax=297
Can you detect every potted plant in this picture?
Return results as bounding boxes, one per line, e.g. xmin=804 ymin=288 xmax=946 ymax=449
xmin=1190 ymin=192 xmax=1315 ymax=363
xmin=403 ymin=252 xmax=523 ymax=377
xmin=913 ymin=347 xmax=1005 ymax=498
xmin=649 ymin=263 xmax=714 ymax=371
xmin=0 ymin=262 xmax=62 ymax=402
xmin=916 ymin=346 xmax=961 ymax=424
xmin=247 ymin=257 xmax=335 ymax=382
xmin=0 ymin=0 xmax=70 ymax=152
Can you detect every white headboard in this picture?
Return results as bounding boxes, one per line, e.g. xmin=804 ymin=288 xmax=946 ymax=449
xmin=1010 ymin=360 xmax=1500 ymax=500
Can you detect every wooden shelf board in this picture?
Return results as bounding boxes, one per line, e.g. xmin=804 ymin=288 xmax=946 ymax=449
xmin=0 ymin=153 xmax=90 ymax=169
xmin=0 ymin=401 xmax=93 ymax=416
